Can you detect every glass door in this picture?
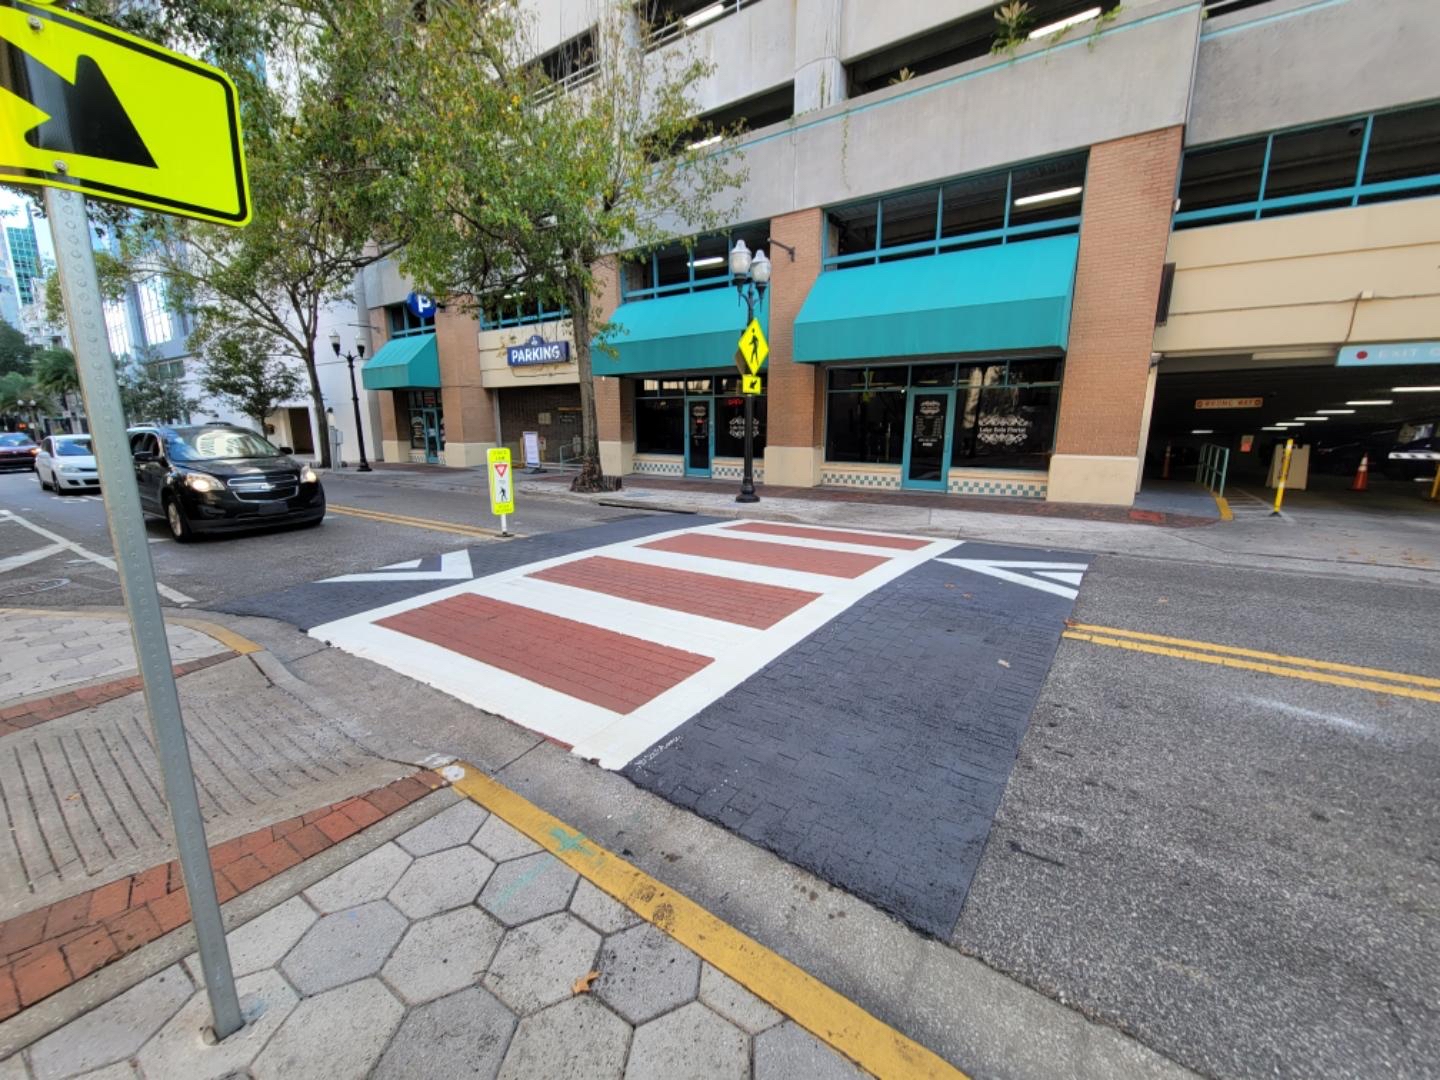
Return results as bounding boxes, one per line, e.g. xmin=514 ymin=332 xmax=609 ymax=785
xmin=902 ymin=389 xmax=954 ymax=490
xmin=685 ymin=397 xmax=713 ymax=477
xmin=421 ymin=407 xmax=442 ymax=464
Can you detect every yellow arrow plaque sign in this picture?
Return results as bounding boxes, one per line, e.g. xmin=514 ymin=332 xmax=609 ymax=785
xmin=0 ymin=0 xmax=249 ymax=225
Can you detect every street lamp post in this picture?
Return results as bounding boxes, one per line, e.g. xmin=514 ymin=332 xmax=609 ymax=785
xmin=729 ymin=240 xmax=771 ymax=504
xmin=329 ymin=330 xmax=371 ymax=472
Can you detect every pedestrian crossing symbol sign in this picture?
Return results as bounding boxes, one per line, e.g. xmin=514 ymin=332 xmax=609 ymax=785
xmin=487 ymin=448 xmax=514 ymax=516
xmin=741 ymin=374 xmax=762 ymax=395
xmin=737 ymin=319 xmax=768 ymax=375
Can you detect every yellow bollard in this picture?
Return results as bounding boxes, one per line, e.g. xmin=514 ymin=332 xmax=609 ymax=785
xmin=1272 ymin=438 xmax=1294 ymax=516
xmin=1430 ymin=467 xmax=1440 ymax=502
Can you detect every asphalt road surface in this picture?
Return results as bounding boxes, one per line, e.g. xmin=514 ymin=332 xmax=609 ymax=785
xmin=0 ymin=469 xmax=638 ymax=610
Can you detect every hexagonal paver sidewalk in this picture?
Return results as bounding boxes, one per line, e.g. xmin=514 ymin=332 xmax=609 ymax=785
xmin=0 ymin=807 xmax=876 ymax=1080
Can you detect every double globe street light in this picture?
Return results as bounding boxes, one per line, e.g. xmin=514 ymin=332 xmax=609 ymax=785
xmin=329 ymin=329 xmax=372 ymax=472
xmin=728 ymin=239 xmax=771 ymax=504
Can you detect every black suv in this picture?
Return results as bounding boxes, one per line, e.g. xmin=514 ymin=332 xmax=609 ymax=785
xmin=128 ymin=424 xmax=325 ymax=541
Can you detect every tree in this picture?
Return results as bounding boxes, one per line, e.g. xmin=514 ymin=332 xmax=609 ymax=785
xmin=342 ymin=0 xmax=745 ymax=489
xmin=0 ymin=319 xmax=32 ymax=377
xmin=0 ymin=372 xmax=53 ymax=431
xmin=117 ymin=357 xmax=196 ymax=426
xmin=196 ymin=328 xmax=304 ymax=432
xmin=32 ymin=347 xmax=83 ymax=430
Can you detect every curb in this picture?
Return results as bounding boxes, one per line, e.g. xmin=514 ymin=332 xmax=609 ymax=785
xmin=0 ymin=607 xmax=263 ymax=656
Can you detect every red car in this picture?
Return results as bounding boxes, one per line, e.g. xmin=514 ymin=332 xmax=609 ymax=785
xmin=0 ymin=432 xmax=39 ymax=471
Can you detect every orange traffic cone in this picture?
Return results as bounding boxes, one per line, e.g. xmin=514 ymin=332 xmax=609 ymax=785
xmin=1351 ymin=453 xmax=1369 ymax=492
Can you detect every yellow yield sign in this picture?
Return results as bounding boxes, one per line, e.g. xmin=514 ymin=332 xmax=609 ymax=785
xmin=0 ymin=0 xmax=250 ymax=225
xmin=737 ymin=319 xmax=768 ymax=375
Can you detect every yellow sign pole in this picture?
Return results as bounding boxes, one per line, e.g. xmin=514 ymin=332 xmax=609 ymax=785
xmin=487 ymin=447 xmax=515 ymax=535
xmin=1271 ymin=438 xmax=1294 ymax=516
xmin=1429 ymin=467 xmax=1440 ymax=503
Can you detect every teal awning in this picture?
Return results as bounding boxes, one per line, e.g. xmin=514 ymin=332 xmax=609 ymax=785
xmin=594 ymin=288 xmax=765 ymax=376
xmin=794 ymin=234 xmax=1079 ymax=361
xmin=361 ymin=333 xmax=440 ymax=390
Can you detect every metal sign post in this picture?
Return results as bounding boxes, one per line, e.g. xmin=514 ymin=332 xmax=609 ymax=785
xmin=44 ymin=187 xmax=243 ymax=1038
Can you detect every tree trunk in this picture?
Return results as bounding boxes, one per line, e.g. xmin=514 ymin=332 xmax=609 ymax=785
xmin=301 ymin=340 xmax=332 ymax=468
xmin=566 ymin=274 xmax=617 ymax=493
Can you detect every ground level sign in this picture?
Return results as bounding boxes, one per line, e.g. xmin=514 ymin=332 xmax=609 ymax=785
xmin=488 ymin=447 xmax=515 ymax=534
xmin=8 ymin=4 xmax=253 ymax=1041
xmin=0 ymin=0 xmax=250 ymax=224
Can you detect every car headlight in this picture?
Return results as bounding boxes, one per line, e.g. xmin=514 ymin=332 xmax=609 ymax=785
xmin=183 ymin=473 xmax=224 ymax=492
xmin=58 ymin=464 xmax=80 ymax=473
xmin=300 ymin=465 xmax=319 ymax=484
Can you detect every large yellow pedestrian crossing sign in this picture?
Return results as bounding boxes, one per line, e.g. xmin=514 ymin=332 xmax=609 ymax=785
xmin=0 ymin=0 xmax=250 ymax=225
xmin=737 ymin=319 xmax=768 ymax=375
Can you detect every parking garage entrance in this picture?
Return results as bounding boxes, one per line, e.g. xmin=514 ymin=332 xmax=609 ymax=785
xmin=1144 ymin=353 xmax=1440 ymax=515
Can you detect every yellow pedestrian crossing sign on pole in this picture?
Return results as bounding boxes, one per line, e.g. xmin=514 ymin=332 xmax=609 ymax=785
xmin=738 ymin=319 xmax=768 ymax=375
xmin=0 ymin=0 xmax=250 ymax=225
xmin=741 ymin=374 xmax=762 ymax=395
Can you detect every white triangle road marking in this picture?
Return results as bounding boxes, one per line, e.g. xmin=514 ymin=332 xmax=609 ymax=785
xmin=1035 ymin=571 xmax=1084 ymax=586
xmin=937 ymin=558 xmax=1088 ymax=600
xmin=322 ymin=549 xmax=473 ymax=583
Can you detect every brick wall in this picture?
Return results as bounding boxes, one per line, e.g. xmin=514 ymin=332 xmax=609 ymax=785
xmin=1054 ymin=126 xmax=1182 ymax=458
xmin=767 ymin=208 xmax=825 ymax=448
xmin=497 ymin=384 xmax=583 ymax=461
xmin=592 ymin=258 xmax=634 ymax=447
xmin=436 ymin=306 xmax=495 ymax=446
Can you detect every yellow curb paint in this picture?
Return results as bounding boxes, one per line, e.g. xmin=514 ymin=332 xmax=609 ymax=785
xmin=0 ymin=606 xmax=261 ymax=655
xmin=1063 ymin=630 xmax=1440 ymax=704
xmin=1212 ymin=494 xmax=1233 ymax=521
xmin=328 ymin=504 xmax=509 ymax=540
xmin=1068 ymin=623 xmax=1440 ymax=689
xmin=450 ymin=764 xmax=967 ymax=1080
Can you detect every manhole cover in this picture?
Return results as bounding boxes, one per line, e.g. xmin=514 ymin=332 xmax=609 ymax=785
xmin=0 ymin=578 xmax=71 ymax=598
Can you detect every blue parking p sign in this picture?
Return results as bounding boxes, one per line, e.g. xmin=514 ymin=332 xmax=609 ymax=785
xmin=406 ymin=292 xmax=436 ymax=320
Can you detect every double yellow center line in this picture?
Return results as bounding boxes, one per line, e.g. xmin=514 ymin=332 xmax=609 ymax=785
xmin=1064 ymin=623 xmax=1440 ymax=703
xmin=328 ymin=504 xmax=509 ymax=540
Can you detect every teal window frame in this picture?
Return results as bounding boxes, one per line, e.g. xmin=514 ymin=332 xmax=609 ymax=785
xmin=821 ymin=155 xmax=1086 ymax=271
xmin=622 ymin=223 xmax=770 ymax=301
xmin=479 ymin=297 xmax=570 ymax=330
xmin=387 ymin=304 xmax=436 ymax=338
xmin=1174 ymin=102 xmax=1440 ymax=228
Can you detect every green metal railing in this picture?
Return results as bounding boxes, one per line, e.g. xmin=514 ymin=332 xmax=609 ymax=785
xmin=1196 ymin=443 xmax=1230 ymax=497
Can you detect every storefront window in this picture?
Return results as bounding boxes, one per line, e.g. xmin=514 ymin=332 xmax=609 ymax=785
xmin=636 ymin=398 xmax=684 ymax=454
xmin=634 ymin=379 xmax=766 ymax=458
xmin=824 ymin=360 xmax=1059 ymax=470
xmin=406 ymin=390 xmax=444 ymax=450
xmin=714 ymin=396 xmax=767 ymax=458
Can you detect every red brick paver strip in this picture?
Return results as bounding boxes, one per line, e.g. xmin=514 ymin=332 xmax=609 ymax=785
xmin=378 ymin=594 xmax=713 ymax=714
xmin=529 ymin=555 xmax=821 ymax=630
xmin=641 ymin=533 xmax=890 ymax=579
xmin=0 ymin=651 xmax=236 ymax=738
xmin=0 ymin=769 xmax=448 ymax=1022
xmin=724 ymin=521 xmax=932 ymax=550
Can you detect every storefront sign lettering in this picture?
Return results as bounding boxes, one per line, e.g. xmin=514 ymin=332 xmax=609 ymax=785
xmin=506 ymin=335 xmax=571 ymax=366
xmin=978 ymin=413 xmax=1031 ymax=447
xmin=1337 ymin=342 xmax=1440 ymax=367
xmin=1195 ymin=397 xmax=1262 ymax=410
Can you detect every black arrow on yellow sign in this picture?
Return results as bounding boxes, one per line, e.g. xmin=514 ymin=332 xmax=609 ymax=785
xmin=3 ymin=42 xmax=155 ymax=167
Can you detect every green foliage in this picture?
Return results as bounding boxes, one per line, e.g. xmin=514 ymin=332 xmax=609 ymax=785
xmin=43 ymin=251 xmax=128 ymax=327
xmin=196 ymin=327 xmax=304 ymax=430
xmin=339 ymin=0 xmax=746 ymax=487
xmin=991 ymin=1 xmax=1034 ymax=55
xmin=0 ymin=319 xmax=32 ymax=377
xmin=116 ymin=358 xmax=195 ymax=426
xmin=0 ymin=372 xmax=53 ymax=420
xmin=32 ymin=348 xmax=79 ymax=398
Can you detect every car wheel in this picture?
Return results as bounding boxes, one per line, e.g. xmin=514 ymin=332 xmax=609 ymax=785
xmin=164 ymin=496 xmax=195 ymax=543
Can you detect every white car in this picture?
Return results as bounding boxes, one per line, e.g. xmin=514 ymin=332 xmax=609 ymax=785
xmin=35 ymin=434 xmax=100 ymax=494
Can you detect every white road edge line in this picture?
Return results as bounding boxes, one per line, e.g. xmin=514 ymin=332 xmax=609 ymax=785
xmin=0 ymin=509 xmax=194 ymax=604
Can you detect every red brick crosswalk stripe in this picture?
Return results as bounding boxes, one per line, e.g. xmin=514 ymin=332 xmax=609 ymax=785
xmin=640 ymin=533 xmax=890 ymax=578
xmin=378 ymin=594 xmax=713 ymax=714
xmin=724 ymin=521 xmax=931 ymax=550
xmin=528 ymin=556 xmax=820 ymax=629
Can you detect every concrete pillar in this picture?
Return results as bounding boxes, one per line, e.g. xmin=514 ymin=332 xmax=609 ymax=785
xmin=794 ymin=0 xmax=846 ymax=114
xmin=436 ymin=307 xmax=495 ymax=467
xmin=591 ymin=258 xmax=635 ymax=477
xmin=1048 ymin=126 xmax=1183 ymax=506
xmin=763 ymin=207 xmax=826 ymax=487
